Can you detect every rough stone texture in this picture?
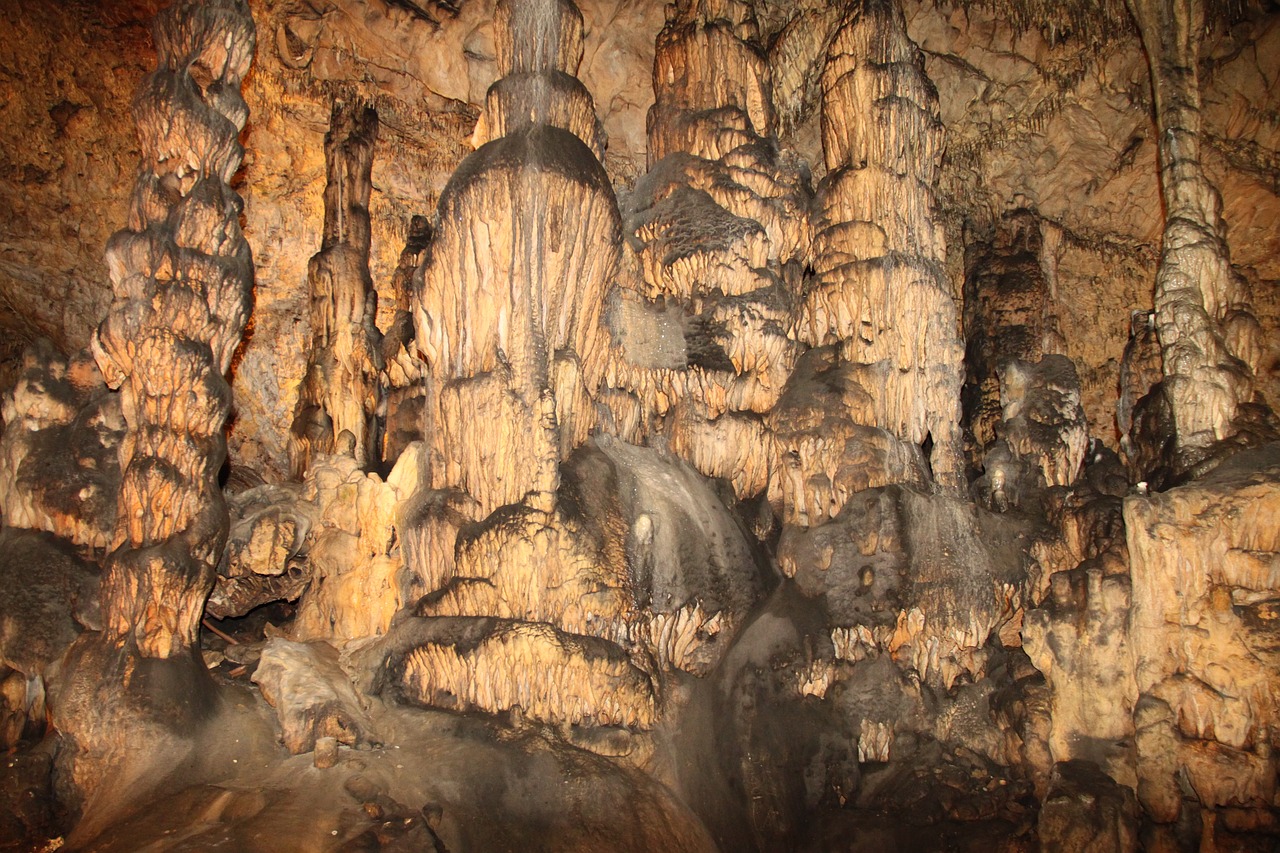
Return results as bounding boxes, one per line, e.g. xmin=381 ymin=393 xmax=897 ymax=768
xmin=4 ymin=0 xmax=1278 ymax=472
xmin=1 ymin=0 xmax=1280 ymax=847
xmin=0 ymin=529 xmax=100 ymax=748
xmin=1038 ymin=759 xmax=1138 ymax=853
xmin=290 ymin=443 xmax=422 ymax=641
xmin=206 ymin=482 xmax=316 ymax=619
xmin=290 ymin=100 xmax=383 ymax=478
xmin=779 ymin=483 xmax=1031 ymax=691
xmin=252 ymin=637 xmax=373 ymax=754
xmin=0 ymin=1 xmax=154 ymax=393
xmin=413 ymin=0 xmax=620 ymax=515
xmin=1125 ymin=443 xmax=1280 ymax=824
xmin=88 ymin=0 xmax=256 ymax=660
xmin=0 ymin=341 xmax=123 ymax=549
xmin=617 ymin=0 xmax=807 ymax=501
xmin=1024 ymin=552 xmax=1138 ymax=789
xmin=1126 ymin=0 xmax=1266 ymax=473
xmin=798 ymin=0 xmax=966 ymax=495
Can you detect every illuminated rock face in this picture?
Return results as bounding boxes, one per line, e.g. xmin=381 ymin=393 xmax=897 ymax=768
xmin=620 ymin=0 xmax=807 ymax=502
xmin=402 ymin=0 xmax=658 ymax=730
xmin=290 ymin=101 xmax=383 ymax=479
xmin=1124 ymin=0 xmax=1267 ymax=477
xmin=0 ymin=341 xmax=122 ymax=550
xmin=1125 ymin=446 xmax=1280 ymax=823
xmin=414 ymin=0 xmax=619 ymax=514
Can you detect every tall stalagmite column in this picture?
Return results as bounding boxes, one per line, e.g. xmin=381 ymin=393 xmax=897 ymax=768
xmin=799 ymin=0 xmax=965 ymax=493
xmin=290 ymin=101 xmax=383 ymax=478
xmin=91 ymin=0 xmax=256 ymax=659
xmin=1126 ymin=0 xmax=1264 ymax=469
xmin=623 ymin=0 xmax=807 ymax=500
xmin=415 ymin=0 xmax=621 ymax=517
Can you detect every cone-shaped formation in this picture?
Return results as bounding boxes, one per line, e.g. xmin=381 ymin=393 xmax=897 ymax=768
xmin=290 ymin=101 xmax=383 ymax=479
xmin=415 ymin=0 xmax=620 ymax=515
xmin=1125 ymin=0 xmax=1269 ymax=475
xmin=89 ymin=0 xmax=255 ymax=659
xmin=798 ymin=0 xmax=964 ymax=496
xmin=380 ymin=216 xmax=433 ymax=466
xmin=405 ymin=0 xmax=657 ymax=730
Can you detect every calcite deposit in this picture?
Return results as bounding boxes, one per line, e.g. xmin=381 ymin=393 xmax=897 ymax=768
xmin=0 ymin=0 xmax=1278 ymax=849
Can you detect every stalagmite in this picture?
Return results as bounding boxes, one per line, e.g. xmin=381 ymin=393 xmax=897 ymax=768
xmin=4 ymin=0 xmax=1280 ymax=846
xmin=797 ymin=0 xmax=964 ymax=497
xmin=1125 ymin=0 xmax=1269 ymax=475
xmin=290 ymin=443 xmax=423 ymax=640
xmin=380 ymin=215 xmax=433 ymax=467
xmin=290 ymin=101 xmax=383 ymax=478
xmin=414 ymin=0 xmax=619 ymax=515
xmin=1125 ymin=445 xmax=1280 ymax=823
xmin=619 ymin=0 xmax=807 ymax=498
xmin=401 ymin=0 xmax=660 ymax=732
xmin=88 ymin=0 xmax=256 ymax=661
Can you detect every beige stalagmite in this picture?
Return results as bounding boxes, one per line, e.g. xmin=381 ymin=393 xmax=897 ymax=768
xmin=291 ymin=443 xmax=423 ymax=641
xmin=1023 ymin=562 xmax=1139 ymax=790
xmin=400 ymin=0 xmax=659 ymax=733
xmin=89 ymin=0 xmax=256 ymax=659
xmin=290 ymin=100 xmax=384 ymax=478
xmin=621 ymin=0 xmax=807 ymax=500
xmin=798 ymin=0 xmax=964 ymax=495
xmin=415 ymin=0 xmax=620 ymax=515
xmin=1125 ymin=0 xmax=1267 ymax=471
xmin=380 ymin=215 xmax=433 ymax=467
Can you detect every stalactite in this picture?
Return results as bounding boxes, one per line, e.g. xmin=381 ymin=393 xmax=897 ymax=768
xmin=290 ymin=100 xmax=383 ymax=479
xmin=90 ymin=0 xmax=256 ymax=660
xmin=1125 ymin=0 xmax=1267 ymax=474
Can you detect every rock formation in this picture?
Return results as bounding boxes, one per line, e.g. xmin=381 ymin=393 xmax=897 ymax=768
xmin=290 ymin=100 xmax=384 ymax=478
xmin=796 ymin=0 xmax=965 ymax=500
xmin=0 ymin=0 xmax=1278 ymax=849
xmin=1126 ymin=445 xmax=1280 ymax=831
xmin=87 ymin=0 xmax=255 ymax=661
xmin=1124 ymin=0 xmax=1272 ymax=478
xmin=402 ymin=0 xmax=654 ymax=731
xmin=0 ymin=340 xmax=122 ymax=550
xmin=414 ymin=0 xmax=619 ymax=514
xmin=620 ymin=0 xmax=807 ymax=501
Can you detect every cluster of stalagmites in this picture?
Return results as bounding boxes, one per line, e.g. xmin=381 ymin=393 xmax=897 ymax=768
xmin=1 ymin=0 xmax=1279 ymax=847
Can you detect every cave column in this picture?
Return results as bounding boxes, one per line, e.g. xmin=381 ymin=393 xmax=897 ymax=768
xmin=1126 ymin=0 xmax=1262 ymax=463
xmin=801 ymin=0 xmax=965 ymax=493
xmin=290 ymin=100 xmax=383 ymax=478
xmin=90 ymin=0 xmax=256 ymax=659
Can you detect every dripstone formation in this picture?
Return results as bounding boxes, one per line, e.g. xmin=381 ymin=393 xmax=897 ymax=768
xmin=0 ymin=0 xmax=1278 ymax=849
